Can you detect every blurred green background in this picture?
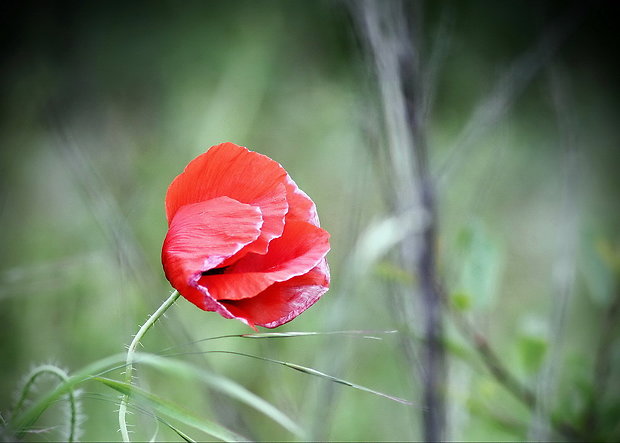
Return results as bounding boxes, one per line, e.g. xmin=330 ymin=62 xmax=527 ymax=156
xmin=1 ymin=0 xmax=619 ymax=441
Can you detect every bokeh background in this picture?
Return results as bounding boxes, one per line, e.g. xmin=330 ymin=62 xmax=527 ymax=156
xmin=1 ymin=0 xmax=619 ymax=441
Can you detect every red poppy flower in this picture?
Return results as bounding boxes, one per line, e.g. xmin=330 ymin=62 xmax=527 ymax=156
xmin=162 ymin=142 xmax=330 ymax=329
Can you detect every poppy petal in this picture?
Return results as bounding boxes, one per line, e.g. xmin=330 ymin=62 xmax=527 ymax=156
xmin=216 ymin=183 xmax=288 ymax=266
xmin=221 ymin=259 xmax=330 ymax=328
xmin=198 ymin=220 xmax=330 ymax=301
xmin=171 ymin=283 xmax=246 ymax=327
xmin=284 ymin=175 xmax=320 ymax=226
xmin=165 ymin=143 xmax=289 ymax=254
xmin=162 ymin=196 xmax=263 ymax=311
xmin=161 ymin=143 xmax=331 ymax=329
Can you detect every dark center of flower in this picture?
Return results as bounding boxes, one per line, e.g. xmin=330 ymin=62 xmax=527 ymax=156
xmin=201 ymin=266 xmax=229 ymax=276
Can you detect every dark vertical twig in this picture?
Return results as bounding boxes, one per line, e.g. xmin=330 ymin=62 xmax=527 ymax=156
xmin=416 ymin=189 xmax=445 ymax=442
xmin=351 ymin=0 xmax=447 ymax=439
xmin=400 ymin=2 xmax=447 ymax=440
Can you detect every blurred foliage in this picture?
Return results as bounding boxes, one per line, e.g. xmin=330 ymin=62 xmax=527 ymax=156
xmin=1 ymin=0 xmax=619 ymax=441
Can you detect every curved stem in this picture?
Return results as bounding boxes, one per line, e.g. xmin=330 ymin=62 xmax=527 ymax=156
xmin=119 ymin=290 xmax=180 ymax=442
xmin=12 ymin=364 xmax=78 ymax=442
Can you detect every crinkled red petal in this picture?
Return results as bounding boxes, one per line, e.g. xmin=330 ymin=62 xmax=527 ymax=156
xmin=198 ymin=220 xmax=330 ymax=301
xmin=284 ymin=175 xmax=319 ymax=226
xmin=165 ymin=143 xmax=288 ymax=255
xmin=221 ymin=258 xmax=330 ymax=328
xmin=162 ymin=196 xmax=263 ymax=314
xmin=216 ymin=183 xmax=288 ymax=267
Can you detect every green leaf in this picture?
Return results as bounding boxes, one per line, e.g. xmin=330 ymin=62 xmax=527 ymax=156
xmin=350 ymin=210 xmax=424 ymax=276
xmin=454 ymin=220 xmax=502 ymax=309
xmin=517 ymin=335 xmax=548 ymax=375
xmin=96 ymin=377 xmax=245 ymax=442
xmin=516 ymin=317 xmax=548 ymax=376
xmin=581 ymin=234 xmax=617 ymax=307
xmin=444 ymin=335 xmax=472 ymax=362
xmin=374 ymin=260 xmax=414 ymax=285
xmin=451 ymin=291 xmax=472 ymax=311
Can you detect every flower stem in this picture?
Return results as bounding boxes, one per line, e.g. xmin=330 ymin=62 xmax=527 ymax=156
xmin=119 ymin=290 xmax=180 ymax=442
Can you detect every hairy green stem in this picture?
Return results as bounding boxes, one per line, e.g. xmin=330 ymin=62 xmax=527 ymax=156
xmin=119 ymin=290 xmax=180 ymax=442
xmin=12 ymin=364 xmax=78 ymax=442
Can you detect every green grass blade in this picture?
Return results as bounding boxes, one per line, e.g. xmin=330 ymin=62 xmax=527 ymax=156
xmin=158 ymin=330 xmax=399 ymax=354
xmin=281 ymin=361 xmax=413 ymax=405
xmin=240 ymin=330 xmax=398 ymax=340
xmin=81 ymin=391 xmax=197 ymax=442
xmin=160 ymin=420 xmax=196 ymax=443
xmin=9 ymin=351 xmax=304 ymax=439
xmin=134 ymin=353 xmax=306 ymax=438
xmin=96 ymin=377 xmax=246 ymax=442
xmin=203 ymin=351 xmax=414 ymax=406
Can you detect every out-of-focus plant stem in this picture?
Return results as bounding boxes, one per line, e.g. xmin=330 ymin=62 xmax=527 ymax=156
xmin=351 ymin=0 xmax=447 ymax=439
xmin=448 ymin=306 xmax=584 ymax=440
xmin=400 ymin=12 xmax=446 ymax=441
xmin=119 ymin=290 xmax=180 ymax=442
xmin=400 ymin=3 xmax=447 ymax=439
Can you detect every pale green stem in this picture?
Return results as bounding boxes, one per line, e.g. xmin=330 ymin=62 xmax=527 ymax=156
xmin=12 ymin=364 xmax=77 ymax=442
xmin=119 ymin=290 xmax=180 ymax=442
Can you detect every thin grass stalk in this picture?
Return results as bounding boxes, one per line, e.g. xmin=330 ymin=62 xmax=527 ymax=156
xmin=119 ymin=290 xmax=180 ymax=442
